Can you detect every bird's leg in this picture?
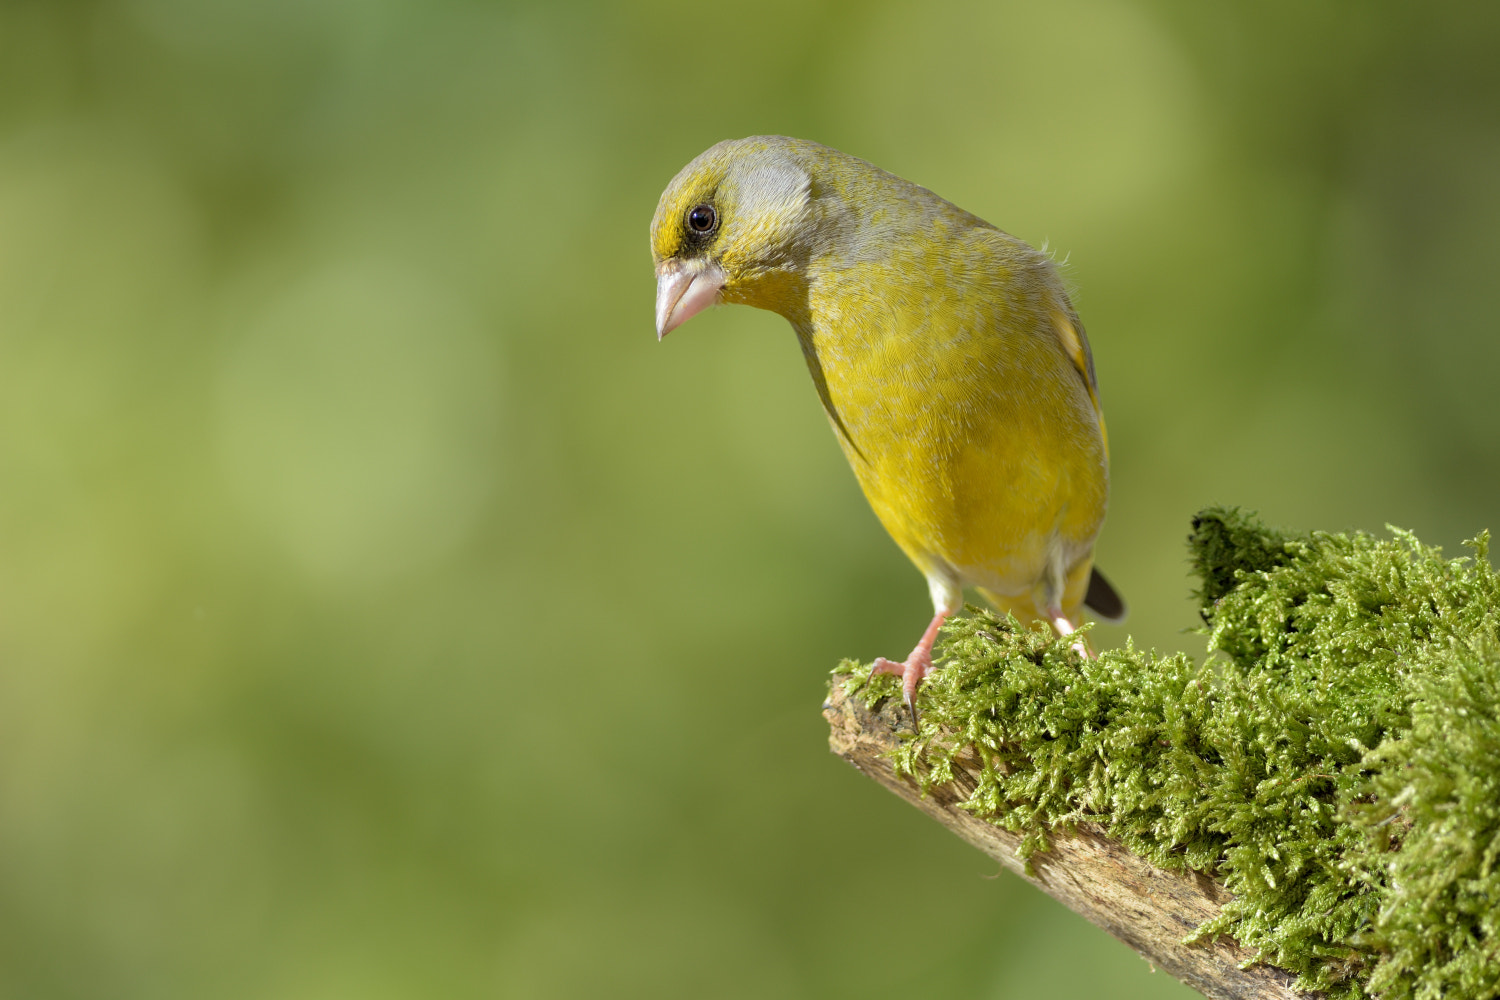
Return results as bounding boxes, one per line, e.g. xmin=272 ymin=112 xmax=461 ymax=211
xmin=1048 ymin=608 xmax=1093 ymax=659
xmin=870 ymin=609 xmax=949 ymax=729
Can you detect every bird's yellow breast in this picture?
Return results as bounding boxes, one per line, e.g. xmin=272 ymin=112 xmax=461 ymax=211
xmin=798 ymin=229 xmax=1108 ymax=602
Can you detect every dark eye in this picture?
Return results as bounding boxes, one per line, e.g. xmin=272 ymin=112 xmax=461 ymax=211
xmin=686 ymin=204 xmax=717 ymax=234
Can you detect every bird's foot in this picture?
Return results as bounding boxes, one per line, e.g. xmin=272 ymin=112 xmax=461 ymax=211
xmin=871 ymin=649 xmax=933 ymax=728
xmin=1049 ymin=609 xmax=1093 ymax=659
xmin=869 ymin=610 xmax=950 ymax=730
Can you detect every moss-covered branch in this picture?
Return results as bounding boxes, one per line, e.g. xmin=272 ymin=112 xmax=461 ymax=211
xmin=827 ymin=508 xmax=1500 ymax=1000
xmin=824 ymin=685 xmax=1310 ymax=1000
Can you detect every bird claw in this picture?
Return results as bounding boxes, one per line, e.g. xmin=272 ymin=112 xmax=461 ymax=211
xmin=871 ymin=652 xmax=932 ymax=731
xmin=868 ymin=609 xmax=949 ymax=731
xmin=1050 ymin=609 xmax=1094 ymax=659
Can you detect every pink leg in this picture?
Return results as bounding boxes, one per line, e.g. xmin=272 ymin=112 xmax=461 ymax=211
xmin=1048 ymin=608 xmax=1092 ymax=659
xmin=870 ymin=609 xmax=949 ymax=728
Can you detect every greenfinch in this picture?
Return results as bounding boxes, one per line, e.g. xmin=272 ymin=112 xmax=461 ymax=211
xmin=651 ymin=136 xmax=1123 ymax=720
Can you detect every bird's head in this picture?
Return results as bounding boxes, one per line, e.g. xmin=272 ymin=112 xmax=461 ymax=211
xmin=650 ymin=136 xmax=826 ymax=339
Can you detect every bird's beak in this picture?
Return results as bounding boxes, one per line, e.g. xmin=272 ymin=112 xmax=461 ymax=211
xmin=655 ymin=260 xmax=726 ymax=339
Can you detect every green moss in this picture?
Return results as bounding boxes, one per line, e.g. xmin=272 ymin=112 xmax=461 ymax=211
xmin=838 ymin=507 xmax=1500 ymax=999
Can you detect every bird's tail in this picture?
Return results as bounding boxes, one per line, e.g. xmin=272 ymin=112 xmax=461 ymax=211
xmin=1084 ymin=567 xmax=1126 ymax=623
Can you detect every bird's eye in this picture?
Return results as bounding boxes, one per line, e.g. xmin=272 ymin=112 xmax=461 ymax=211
xmin=686 ymin=204 xmax=717 ymax=234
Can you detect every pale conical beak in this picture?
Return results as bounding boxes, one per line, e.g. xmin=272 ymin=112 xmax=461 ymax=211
xmin=655 ymin=261 xmax=727 ymax=339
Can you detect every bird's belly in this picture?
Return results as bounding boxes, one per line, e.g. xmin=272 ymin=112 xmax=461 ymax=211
xmin=833 ymin=367 xmax=1107 ymax=597
xmin=856 ymin=438 xmax=1084 ymax=594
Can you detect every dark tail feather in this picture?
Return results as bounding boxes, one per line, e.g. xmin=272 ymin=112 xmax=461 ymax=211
xmin=1085 ymin=567 xmax=1127 ymax=623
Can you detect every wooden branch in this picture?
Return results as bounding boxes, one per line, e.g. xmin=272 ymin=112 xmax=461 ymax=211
xmin=823 ymin=683 xmax=1315 ymax=1000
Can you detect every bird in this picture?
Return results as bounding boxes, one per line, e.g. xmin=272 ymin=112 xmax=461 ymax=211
xmin=650 ymin=136 xmax=1123 ymax=723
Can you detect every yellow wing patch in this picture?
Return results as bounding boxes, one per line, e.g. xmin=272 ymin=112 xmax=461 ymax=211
xmin=1050 ymin=308 xmax=1107 ymax=455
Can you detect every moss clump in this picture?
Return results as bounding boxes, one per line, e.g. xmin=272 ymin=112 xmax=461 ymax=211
xmin=840 ymin=507 xmax=1500 ymax=999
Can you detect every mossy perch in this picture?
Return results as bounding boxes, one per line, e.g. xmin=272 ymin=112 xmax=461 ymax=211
xmin=826 ymin=509 xmax=1500 ymax=1000
xmin=824 ymin=685 xmax=1308 ymax=1000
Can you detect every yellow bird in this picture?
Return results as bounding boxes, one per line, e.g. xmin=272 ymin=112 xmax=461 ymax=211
xmin=651 ymin=136 xmax=1123 ymax=720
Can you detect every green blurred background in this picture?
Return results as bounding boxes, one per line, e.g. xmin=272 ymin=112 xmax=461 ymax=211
xmin=2 ymin=1 xmax=1497 ymax=997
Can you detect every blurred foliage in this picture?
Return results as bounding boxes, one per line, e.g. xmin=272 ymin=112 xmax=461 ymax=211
xmin=868 ymin=508 xmax=1500 ymax=998
xmin=0 ymin=1 xmax=1497 ymax=998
